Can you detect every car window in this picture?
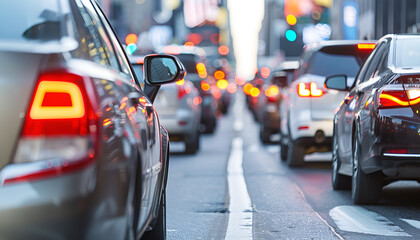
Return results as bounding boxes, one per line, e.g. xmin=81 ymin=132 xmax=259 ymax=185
xmin=176 ymin=54 xmax=199 ymax=74
xmin=360 ymin=42 xmax=386 ymax=83
xmin=308 ymin=50 xmax=361 ymax=78
xmin=0 ymin=0 xmax=63 ymax=42
xmin=72 ymin=0 xmax=115 ymax=69
xmin=395 ymin=38 xmax=420 ymax=68
xmin=90 ymin=0 xmax=136 ymax=82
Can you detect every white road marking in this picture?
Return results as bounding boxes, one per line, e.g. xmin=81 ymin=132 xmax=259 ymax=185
xmin=226 ymin=137 xmax=253 ymax=239
xmin=329 ymin=205 xmax=411 ymax=237
xmin=401 ymin=218 xmax=420 ymax=229
xmin=225 ymin=92 xmax=253 ymax=239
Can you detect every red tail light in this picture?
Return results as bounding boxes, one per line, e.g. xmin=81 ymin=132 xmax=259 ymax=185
xmin=297 ymin=82 xmax=324 ymax=97
xmin=176 ymin=79 xmax=190 ymax=99
xmin=265 ymin=85 xmax=280 ymax=102
xmin=357 ymin=43 xmax=376 ymax=50
xmin=385 ymin=149 xmax=408 ymax=154
xmin=377 ymin=84 xmax=420 ymax=108
xmin=6 ymin=71 xmax=98 ymax=184
xmin=201 ymin=81 xmax=211 ymax=92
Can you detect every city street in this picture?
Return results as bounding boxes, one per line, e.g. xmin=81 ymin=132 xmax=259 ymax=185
xmin=167 ymin=92 xmax=420 ymax=239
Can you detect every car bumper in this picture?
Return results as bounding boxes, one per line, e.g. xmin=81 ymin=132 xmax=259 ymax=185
xmin=360 ymin=108 xmax=420 ymax=179
xmin=159 ymin=110 xmax=199 ymax=139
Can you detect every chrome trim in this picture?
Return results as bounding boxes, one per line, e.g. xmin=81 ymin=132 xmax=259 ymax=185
xmin=384 ymin=153 xmax=420 ymax=157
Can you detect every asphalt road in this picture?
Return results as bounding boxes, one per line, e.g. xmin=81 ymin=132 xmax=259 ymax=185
xmin=166 ymin=92 xmax=420 ymax=240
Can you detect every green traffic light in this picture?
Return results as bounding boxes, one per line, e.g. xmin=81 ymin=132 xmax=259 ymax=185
xmin=285 ymin=30 xmax=297 ymax=42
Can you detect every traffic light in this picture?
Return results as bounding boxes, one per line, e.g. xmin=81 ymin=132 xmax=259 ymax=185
xmin=285 ymin=14 xmax=297 ymax=42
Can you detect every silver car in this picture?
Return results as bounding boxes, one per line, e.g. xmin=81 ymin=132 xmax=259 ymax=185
xmin=130 ymin=56 xmax=202 ymax=154
xmin=0 ymin=0 xmax=185 ymax=239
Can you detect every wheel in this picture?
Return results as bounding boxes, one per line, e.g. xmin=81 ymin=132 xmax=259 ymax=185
xmin=141 ymin=190 xmax=166 ymax=240
xmin=286 ymin=140 xmax=305 ymax=167
xmin=352 ymin=126 xmax=382 ymax=204
xmin=331 ymin=131 xmax=351 ymax=190
xmin=280 ymin=132 xmax=288 ymax=161
xmin=185 ymin=131 xmax=199 ymax=154
xmin=259 ymin=124 xmax=271 ymax=144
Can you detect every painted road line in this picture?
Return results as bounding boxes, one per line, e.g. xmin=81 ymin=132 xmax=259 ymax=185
xmin=330 ymin=205 xmax=411 ymax=237
xmin=401 ymin=218 xmax=420 ymax=229
xmin=226 ymin=137 xmax=253 ymax=239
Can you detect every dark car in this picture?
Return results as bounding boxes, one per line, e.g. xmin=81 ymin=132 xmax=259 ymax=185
xmin=0 ymin=0 xmax=185 ymax=239
xmin=259 ymin=61 xmax=298 ymax=143
xmin=326 ymin=34 xmax=420 ymax=204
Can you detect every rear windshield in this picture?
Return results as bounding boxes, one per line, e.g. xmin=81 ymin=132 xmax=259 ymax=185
xmin=0 ymin=0 xmax=64 ymax=42
xmin=176 ymin=53 xmax=199 ymax=74
xmin=308 ymin=46 xmax=370 ymax=78
xmin=395 ymin=38 xmax=420 ymax=68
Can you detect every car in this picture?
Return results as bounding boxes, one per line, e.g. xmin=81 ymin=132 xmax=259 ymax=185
xmin=259 ymin=61 xmax=298 ymax=143
xmin=130 ymin=55 xmax=202 ymax=154
xmin=0 ymin=0 xmax=185 ymax=239
xmin=160 ymin=46 xmax=219 ymax=133
xmin=326 ymin=34 xmax=420 ymax=204
xmin=280 ymin=40 xmax=375 ymax=166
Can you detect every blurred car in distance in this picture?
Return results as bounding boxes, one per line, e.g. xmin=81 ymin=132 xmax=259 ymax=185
xmin=160 ymin=46 xmax=219 ymax=133
xmin=0 ymin=0 xmax=185 ymax=239
xmin=280 ymin=40 xmax=375 ymax=167
xmin=130 ymin=55 xmax=202 ymax=154
xmin=327 ymin=35 xmax=420 ymax=204
xmin=259 ymin=61 xmax=298 ymax=143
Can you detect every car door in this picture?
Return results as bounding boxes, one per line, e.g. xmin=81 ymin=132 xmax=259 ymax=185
xmin=89 ymin=0 xmax=159 ymax=226
xmin=338 ymin=41 xmax=388 ymax=171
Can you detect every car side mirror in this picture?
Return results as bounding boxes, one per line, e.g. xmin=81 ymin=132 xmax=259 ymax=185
xmin=324 ymin=74 xmax=350 ymax=91
xmin=271 ymin=71 xmax=288 ymax=88
xmin=144 ymin=54 xmax=186 ymax=85
xmin=143 ymin=54 xmax=186 ymax=102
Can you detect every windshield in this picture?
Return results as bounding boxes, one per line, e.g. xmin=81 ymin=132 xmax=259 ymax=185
xmin=395 ymin=38 xmax=420 ymax=68
xmin=308 ymin=51 xmax=363 ymax=78
xmin=0 ymin=0 xmax=64 ymax=42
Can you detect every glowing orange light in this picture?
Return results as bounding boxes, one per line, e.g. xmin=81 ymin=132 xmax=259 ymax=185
xmin=139 ymin=97 xmax=147 ymax=103
xmin=265 ymin=85 xmax=279 ymax=98
xmin=187 ymin=33 xmax=202 ymax=45
xmin=286 ymin=14 xmax=297 ymax=25
xmin=214 ymin=70 xmax=225 ymax=80
xmin=176 ymin=79 xmax=185 ymax=85
xmin=184 ymin=42 xmax=195 ymax=47
xmin=119 ymin=102 xmax=127 ymax=110
xmin=103 ymin=118 xmax=112 ymax=127
xmin=217 ymin=79 xmax=229 ymax=90
xmin=218 ymin=45 xmax=230 ymax=55
xmin=125 ymin=33 xmax=138 ymax=45
xmin=243 ymin=83 xmax=253 ymax=95
xmin=261 ymin=67 xmax=271 ymax=79
xmin=212 ymin=88 xmax=222 ymax=99
xmin=201 ymin=81 xmax=211 ymax=91
xmin=227 ymin=83 xmax=237 ymax=94
xmin=357 ymin=43 xmax=376 ymax=50
xmin=250 ymin=87 xmax=260 ymax=97
xmin=30 ymin=81 xmax=85 ymax=119
xmin=137 ymin=57 xmax=144 ymax=64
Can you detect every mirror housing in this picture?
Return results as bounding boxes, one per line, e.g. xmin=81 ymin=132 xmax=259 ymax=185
xmin=143 ymin=54 xmax=186 ymax=102
xmin=271 ymin=71 xmax=288 ymax=88
xmin=324 ymin=74 xmax=350 ymax=91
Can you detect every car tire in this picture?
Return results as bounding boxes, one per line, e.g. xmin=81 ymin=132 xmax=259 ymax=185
xmin=280 ymin=132 xmax=288 ymax=161
xmin=259 ymin=124 xmax=271 ymax=144
xmin=141 ymin=190 xmax=166 ymax=240
xmin=352 ymin=126 xmax=382 ymax=204
xmin=331 ymin=131 xmax=351 ymax=190
xmin=286 ymin=140 xmax=304 ymax=167
xmin=185 ymin=131 xmax=199 ymax=154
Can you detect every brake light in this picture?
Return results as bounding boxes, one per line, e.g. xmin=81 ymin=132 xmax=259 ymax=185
xmin=6 ymin=71 xmax=98 ymax=184
xmin=243 ymin=83 xmax=253 ymax=95
xmin=250 ymin=87 xmax=260 ymax=97
xmin=196 ymin=63 xmax=207 ymax=78
xmin=201 ymin=81 xmax=211 ymax=91
xmin=177 ymin=79 xmax=191 ymax=99
xmin=297 ymin=82 xmax=324 ymax=97
xmin=385 ymin=149 xmax=408 ymax=154
xmin=216 ymin=79 xmax=228 ymax=90
xmin=357 ymin=43 xmax=376 ymax=50
xmin=377 ymin=84 xmax=420 ymax=108
xmin=214 ymin=70 xmax=225 ymax=80
xmin=265 ymin=85 xmax=280 ymax=102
